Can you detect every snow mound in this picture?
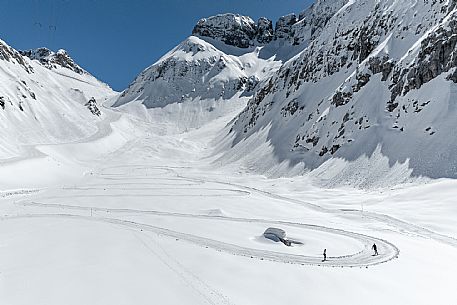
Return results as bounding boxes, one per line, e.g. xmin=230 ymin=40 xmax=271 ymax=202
xmin=263 ymin=227 xmax=287 ymax=242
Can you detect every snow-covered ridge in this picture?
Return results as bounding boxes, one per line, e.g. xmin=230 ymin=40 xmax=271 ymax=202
xmin=113 ymin=5 xmax=352 ymax=129
xmin=114 ymin=3 xmax=351 ymax=117
xmin=114 ymin=36 xmax=250 ymax=108
xmin=112 ymin=35 xmax=281 ymax=132
xmin=0 ymin=39 xmax=115 ymax=160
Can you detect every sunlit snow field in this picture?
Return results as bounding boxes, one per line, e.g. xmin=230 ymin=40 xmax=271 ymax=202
xmin=0 ymin=106 xmax=456 ymax=305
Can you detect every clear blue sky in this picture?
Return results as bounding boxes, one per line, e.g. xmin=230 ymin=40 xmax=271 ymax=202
xmin=0 ymin=0 xmax=313 ymax=91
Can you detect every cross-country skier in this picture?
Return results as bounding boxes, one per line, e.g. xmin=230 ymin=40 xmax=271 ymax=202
xmin=372 ymin=243 xmax=378 ymax=256
xmin=323 ymin=248 xmax=327 ymax=262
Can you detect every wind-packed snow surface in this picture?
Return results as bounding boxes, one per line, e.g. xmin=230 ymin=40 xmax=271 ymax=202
xmin=1 ymin=95 xmax=457 ymax=305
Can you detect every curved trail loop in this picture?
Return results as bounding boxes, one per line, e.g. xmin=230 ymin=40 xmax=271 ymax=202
xmin=9 ymin=162 xmax=402 ymax=268
xmin=95 ymin=164 xmax=457 ymax=253
xmin=2 ymin=213 xmax=399 ymax=268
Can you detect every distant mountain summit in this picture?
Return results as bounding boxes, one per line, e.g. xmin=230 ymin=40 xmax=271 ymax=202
xmin=112 ymin=11 xmax=316 ymax=131
xmin=190 ymin=3 xmax=350 ymax=48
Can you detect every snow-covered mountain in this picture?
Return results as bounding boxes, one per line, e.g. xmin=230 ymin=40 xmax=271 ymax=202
xmin=112 ymin=12 xmax=321 ymax=132
xmin=222 ymin=0 xmax=457 ymax=186
xmin=113 ymin=0 xmax=457 ymax=186
xmin=0 ymin=39 xmax=114 ymax=159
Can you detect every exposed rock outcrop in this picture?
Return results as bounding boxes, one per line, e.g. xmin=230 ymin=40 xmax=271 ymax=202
xmin=0 ymin=39 xmax=33 ymax=73
xmin=191 ymin=2 xmax=348 ymax=49
xmin=20 ymin=48 xmax=85 ymax=74
xmin=192 ymin=14 xmax=262 ymax=48
xmin=85 ymin=97 xmax=101 ymax=116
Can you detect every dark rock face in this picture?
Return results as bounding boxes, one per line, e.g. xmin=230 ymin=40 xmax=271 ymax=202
xmin=192 ymin=14 xmax=261 ymax=48
xmin=20 ymin=48 xmax=84 ymax=74
xmin=330 ymin=144 xmax=340 ymax=155
xmin=389 ymin=16 xmax=457 ymax=102
xmin=332 ymin=91 xmax=353 ymax=107
xmin=192 ymin=1 xmax=349 ymax=49
xmin=256 ymin=17 xmax=274 ymax=44
xmin=0 ymin=41 xmax=33 ymax=73
xmin=281 ymin=99 xmax=303 ymax=117
xmin=368 ymin=56 xmax=394 ymax=81
xmin=274 ymin=14 xmax=299 ymax=41
xmin=52 ymin=50 xmax=84 ymax=74
xmin=85 ymin=97 xmax=101 ymax=116
xmin=268 ymin=0 xmax=349 ymax=46
xmin=20 ymin=48 xmax=52 ymax=64
xmin=353 ymin=73 xmax=371 ymax=92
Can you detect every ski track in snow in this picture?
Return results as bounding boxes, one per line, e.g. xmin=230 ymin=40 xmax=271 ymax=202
xmin=102 ymin=164 xmax=457 ymax=249
xmin=0 ymin=189 xmax=40 ymax=198
xmin=1 ymin=212 xmax=399 ymax=268
xmin=207 ymin=178 xmax=457 ymax=248
xmin=8 ymin=163 xmax=401 ymax=268
xmin=132 ymin=232 xmax=234 ymax=305
xmin=13 ymin=161 xmax=457 ymax=269
xmin=163 ymin=167 xmax=457 ymax=249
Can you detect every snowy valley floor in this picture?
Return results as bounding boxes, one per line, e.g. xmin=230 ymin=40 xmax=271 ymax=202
xmin=0 ymin=108 xmax=456 ymax=305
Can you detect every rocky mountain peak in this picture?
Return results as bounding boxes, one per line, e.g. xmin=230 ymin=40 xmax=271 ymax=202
xmin=274 ymin=14 xmax=299 ymax=42
xmin=192 ymin=13 xmax=265 ymax=48
xmin=256 ymin=17 xmax=274 ymax=44
xmin=192 ymin=1 xmax=349 ymax=49
xmin=20 ymin=47 xmax=85 ymax=74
